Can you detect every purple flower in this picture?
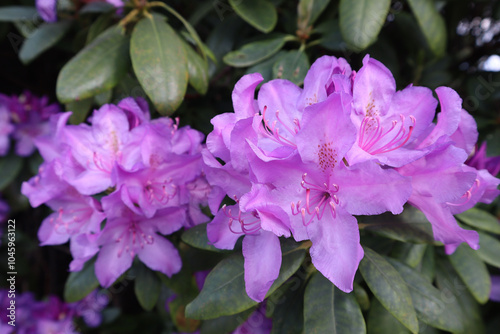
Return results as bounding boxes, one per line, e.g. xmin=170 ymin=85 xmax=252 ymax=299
xmin=346 ymin=55 xmax=438 ymax=167
xmin=0 ymin=91 xmax=60 ymax=156
xmin=467 ymin=141 xmax=500 ymax=176
xmin=95 ymin=190 xmax=184 ymax=287
xmin=74 ymin=289 xmax=109 ymax=328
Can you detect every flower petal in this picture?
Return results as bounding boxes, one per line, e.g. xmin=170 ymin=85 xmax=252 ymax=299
xmin=308 ymin=207 xmax=363 ymax=292
xmin=137 ymin=235 xmax=182 ymax=277
xmin=243 ymin=231 xmax=282 ymax=301
xmin=95 ymin=242 xmax=134 ymax=287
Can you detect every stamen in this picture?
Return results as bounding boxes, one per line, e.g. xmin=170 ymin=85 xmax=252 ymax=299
xmin=259 ymin=105 xmax=299 ymax=148
xmin=359 ymin=114 xmax=416 ymax=155
xmin=446 ymin=179 xmax=480 ymax=207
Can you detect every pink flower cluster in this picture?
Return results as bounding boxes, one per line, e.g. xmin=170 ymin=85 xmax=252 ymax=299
xmin=21 ymin=98 xmax=210 ymax=287
xmin=0 ymin=289 xmax=108 ymax=333
xmin=204 ymin=55 xmax=500 ymax=301
xmin=0 ymin=91 xmax=60 ymax=156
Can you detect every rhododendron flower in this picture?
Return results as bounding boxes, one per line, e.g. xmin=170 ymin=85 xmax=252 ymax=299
xmin=205 ymin=54 xmax=499 ymax=302
xmin=0 ymin=91 xmax=60 ymax=156
xmin=22 ymin=97 xmax=209 ymax=288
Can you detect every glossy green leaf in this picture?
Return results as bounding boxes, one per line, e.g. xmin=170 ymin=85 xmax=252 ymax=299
xmin=339 ymin=0 xmax=391 ymax=51
xmin=0 ymin=6 xmax=38 ymax=22
xmin=64 ymin=258 xmax=99 ymax=303
xmin=181 ymin=223 xmax=227 ymax=253
xmin=131 ymin=16 xmax=188 ymax=115
xmin=448 ymin=244 xmax=491 ymax=304
xmin=272 ymin=50 xmax=310 ymax=85
xmin=476 ymin=231 xmax=500 ymax=267
xmin=57 ymin=25 xmax=130 ymax=103
xmin=359 ymin=247 xmax=419 ymax=333
xmin=435 ymin=258 xmax=485 ymax=334
xmin=406 ymin=0 xmax=447 ymax=57
xmin=229 ymin=0 xmax=277 ymax=33
xmin=456 ymin=208 xmax=500 ymax=235
xmin=298 ymin=0 xmax=331 ymax=29
xmin=367 ymin=298 xmax=410 ymax=334
xmin=304 ymin=273 xmax=365 ymax=334
xmin=19 ymin=21 xmax=72 ymax=64
xmin=134 ymin=263 xmax=161 ymax=311
xmin=184 ymin=42 xmax=209 ymax=95
xmin=223 ymin=34 xmax=290 ymax=67
xmin=387 ymin=258 xmax=464 ymax=333
xmin=0 ymin=154 xmax=23 ymax=191
xmin=185 ymin=247 xmax=306 ymax=319
xmin=200 ymin=308 xmax=255 ymax=334
xmin=67 ymin=97 xmax=93 ymax=125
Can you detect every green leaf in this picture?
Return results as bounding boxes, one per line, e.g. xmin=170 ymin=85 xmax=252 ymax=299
xmin=0 ymin=6 xmax=38 ymax=22
xmin=367 ymin=298 xmax=410 ymax=334
xmin=134 ymin=263 xmax=161 ymax=311
xmin=64 ymin=258 xmax=99 ymax=303
xmin=131 ymin=16 xmax=188 ymax=115
xmin=181 ymin=223 xmax=227 ymax=253
xmin=223 ymin=34 xmax=290 ymax=67
xmin=304 ymin=272 xmax=366 ymax=334
xmin=298 ymin=0 xmax=331 ymax=28
xmin=94 ymin=90 xmax=112 ymax=106
xmin=359 ymin=247 xmax=419 ymax=333
xmin=387 ymin=257 xmax=464 ymax=333
xmin=184 ymin=42 xmax=209 ymax=95
xmin=456 ymin=208 xmax=500 ymax=235
xmin=476 ymin=231 xmax=500 ymax=267
xmin=406 ymin=0 xmax=447 ymax=57
xmin=272 ymin=50 xmax=310 ymax=85
xmin=448 ymin=244 xmax=491 ymax=304
xmin=19 ymin=21 xmax=72 ymax=64
xmin=200 ymin=308 xmax=255 ymax=334
xmin=339 ymin=0 xmax=391 ymax=51
xmin=229 ymin=0 xmax=277 ymax=33
xmin=435 ymin=258 xmax=485 ymax=334
xmin=56 ymin=25 xmax=130 ymax=103
xmin=185 ymin=246 xmax=306 ymax=319
xmin=67 ymin=97 xmax=93 ymax=125
xmin=0 ymin=155 xmax=23 ymax=191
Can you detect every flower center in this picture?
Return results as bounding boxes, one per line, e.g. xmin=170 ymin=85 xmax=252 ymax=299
xmin=145 ymin=179 xmax=177 ymax=205
xmin=223 ymin=205 xmax=261 ymax=235
xmin=291 ymin=173 xmax=340 ymax=226
xmin=259 ymin=106 xmax=301 ymax=148
xmin=115 ymin=222 xmax=154 ymax=258
xmin=359 ymin=114 xmax=415 ymax=155
xmin=50 ymin=206 xmax=89 ymax=235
